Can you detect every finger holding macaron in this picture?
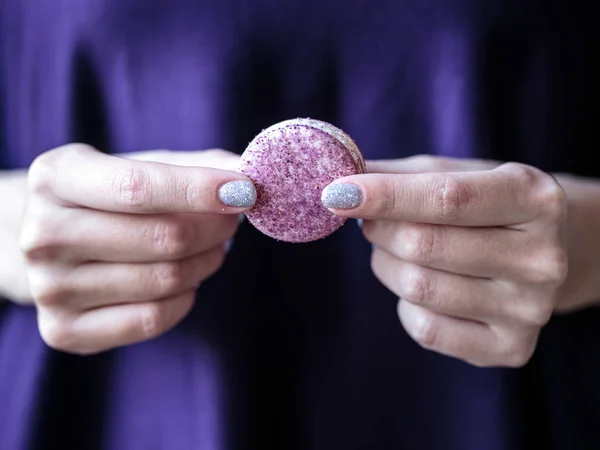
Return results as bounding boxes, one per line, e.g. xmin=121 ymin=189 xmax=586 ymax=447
xmin=323 ymin=160 xmax=567 ymax=367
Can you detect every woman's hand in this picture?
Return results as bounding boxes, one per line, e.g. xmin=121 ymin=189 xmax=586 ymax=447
xmin=19 ymin=144 xmax=255 ymax=355
xmin=323 ymin=155 xmax=569 ymax=367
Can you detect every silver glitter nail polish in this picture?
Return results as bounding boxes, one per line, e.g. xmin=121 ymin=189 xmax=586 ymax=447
xmin=218 ymin=180 xmax=257 ymax=208
xmin=321 ymin=184 xmax=362 ymax=209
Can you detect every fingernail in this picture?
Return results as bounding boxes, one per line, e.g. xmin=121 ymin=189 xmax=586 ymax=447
xmin=224 ymin=238 xmax=233 ymax=252
xmin=321 ymin=184 xmax=362 ymax=209
xmin=356 ymin=219 xmax=363 ymax=228
xmin=218 ymin=180 xmax=256 ymax=208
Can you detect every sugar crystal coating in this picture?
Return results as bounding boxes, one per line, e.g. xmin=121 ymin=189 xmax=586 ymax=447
xmin=239 ymin=118 xmax=365 ymax=243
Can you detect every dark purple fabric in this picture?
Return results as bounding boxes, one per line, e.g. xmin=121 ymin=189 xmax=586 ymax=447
xmin=1 ymin=1 xmax=600 ymax=449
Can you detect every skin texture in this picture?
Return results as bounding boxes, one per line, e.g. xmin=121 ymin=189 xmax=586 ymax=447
xmin=240 ymin=119 xmax=365 ymax=243
xmin=11 ymin=145 xmax=254 ymax=355
xmin=3 ymin=151 xmax=600 ymax=365
xmin=324 ymin=154 xmax=600 ymax=367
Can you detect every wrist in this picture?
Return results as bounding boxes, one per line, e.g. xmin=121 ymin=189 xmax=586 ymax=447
xmin=0 ymin=170 xmax=31 ymax=303
xmin=554 ymin=173 xmax=600 ymax=313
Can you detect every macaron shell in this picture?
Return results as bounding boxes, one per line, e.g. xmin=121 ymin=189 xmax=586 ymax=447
xmin=292 ymin=118 xmax=366 ymax=174
xmin=240 ymin=119 xmax=364 ymax=243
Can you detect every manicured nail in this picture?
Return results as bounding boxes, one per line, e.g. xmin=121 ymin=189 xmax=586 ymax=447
xmin=218 ymin=180 xmax=256 ymax=208
xmin=321 ymin=184 xmax=362 ymax=209
xmin=356 ymin=219 xmax=363 ymax=228
xmin=224 ymin=238 xmax=233 ymax=253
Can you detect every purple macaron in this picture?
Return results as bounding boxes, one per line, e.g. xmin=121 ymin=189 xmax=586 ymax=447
xmin=239 ymin=118 xmax=365 ymax=243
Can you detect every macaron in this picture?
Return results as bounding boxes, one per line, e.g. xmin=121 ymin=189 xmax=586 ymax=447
xmin=239 ymin=118 xmax=365 ymax=243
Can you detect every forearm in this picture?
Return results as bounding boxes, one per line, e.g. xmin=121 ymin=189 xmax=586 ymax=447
xmin=555 ymin=173 xmax=600 ymax=313
xmin=0 ymin=169 xmax=30 ymax=303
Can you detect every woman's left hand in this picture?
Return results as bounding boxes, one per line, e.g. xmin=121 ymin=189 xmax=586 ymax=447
xmin=323 ymin=156 xmax=568 ymax=367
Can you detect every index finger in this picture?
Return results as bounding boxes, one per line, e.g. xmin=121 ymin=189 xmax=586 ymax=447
xmin=322 ymin=164 xmax=542 ymax=226
xmin=30 ymin=144 xmax=255 ymax=214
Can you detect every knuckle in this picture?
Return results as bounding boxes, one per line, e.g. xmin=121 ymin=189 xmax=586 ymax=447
xmin=28 ymin=144 xmax=93 ymax=194
xmin=29 ymin=274 xmax=69 ymax=307
xmin=522 ymin=247 xmax=568 ymax=286
xmin=432 ymin=174 xmax=466 ymax=221
xmin=153 ymin=262 xmax=185 ymax=296
xmin=403 ymin=266 xmax=434 ymax=305
xmin=184 ymin=180 xmax=205 ymax=209
xmin=112 ymin=167 xmax=152 ymax=209
xmin=138 ymin=303 xmax=167 ymax=339
xmin=19 ymin=219 xmax=59 ymax=260
xmin=400 ymin=223 xmax=438 ymax=265
xmin=536 ymin=180 xmax=567 ymax=219
xmin=499 ymin=163 xmax=542 ymax=192
xmin=517 ymin=299 xmax=554 ymax=327
xmin=151 ymin=220 xmax=192 ymax=258
xmin=411 ymin=313 xmax=441 ymax=350
xmin=501 ymin=338 xmax=535 ymax=368
xmin=38 ymin=313 xmax=76 ymax=352
xmin=64 ymin=142 xmax=96 ymax=157
xmin=28 ymin=151 xmax=59 ymax=194
xmin=502 ymin=163 xmax=567 ymax=219
xmin=501 ymin=162 xmax=538 ymax=180
xmin=380 ymin=177 xmax=399 ymax=218
xmin=539 ymin=248 xmax=569 ymax=286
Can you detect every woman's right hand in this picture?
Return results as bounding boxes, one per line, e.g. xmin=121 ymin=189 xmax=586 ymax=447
xmin=20 ymin=144 xmax=255 ymax=355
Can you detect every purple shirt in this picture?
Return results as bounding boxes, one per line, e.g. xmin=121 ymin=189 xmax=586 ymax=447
xmin=1 ymin=1 xmax=600 ymax=449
